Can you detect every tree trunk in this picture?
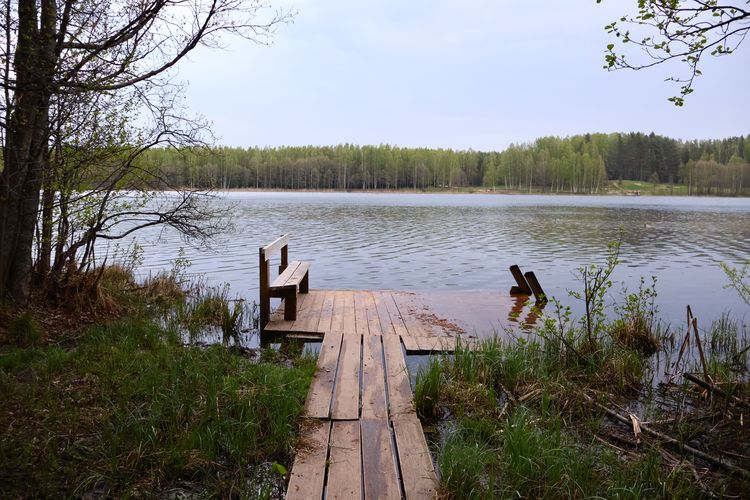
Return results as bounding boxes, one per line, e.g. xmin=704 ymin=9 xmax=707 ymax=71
xmin=0 ymin=0 xmax=56 ymax=303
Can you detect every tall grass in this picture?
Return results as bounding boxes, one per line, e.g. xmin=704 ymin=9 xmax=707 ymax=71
xmin=416 ymin=333 xmax=703 ymax=498
xmin=0 ymin=317 xmax=315 ymax=497
xmin=415 ymin=358 xmax=442 ymax=419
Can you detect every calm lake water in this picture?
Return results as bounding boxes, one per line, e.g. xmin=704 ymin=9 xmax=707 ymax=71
xmin=132 ymin=192 xmax=750 ymax=328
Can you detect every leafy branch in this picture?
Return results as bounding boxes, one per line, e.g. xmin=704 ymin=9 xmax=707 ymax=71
xmin=598 ymin=0 xmax=750 ymax=105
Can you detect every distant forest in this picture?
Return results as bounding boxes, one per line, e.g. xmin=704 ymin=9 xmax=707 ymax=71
xmin=142 ymin=132 xmax=750 ymax=195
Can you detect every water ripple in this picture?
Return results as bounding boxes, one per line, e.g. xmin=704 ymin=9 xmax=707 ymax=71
xmin=130 ymin=193 xmax=750 ymax=324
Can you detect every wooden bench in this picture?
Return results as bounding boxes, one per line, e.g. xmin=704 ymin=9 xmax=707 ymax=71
xmin=259 ymin=234 xmax=310 ymax=328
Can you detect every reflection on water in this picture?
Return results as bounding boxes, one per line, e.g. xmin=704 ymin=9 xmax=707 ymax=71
xmin=131 ymin=192 xmax=750 ymax=325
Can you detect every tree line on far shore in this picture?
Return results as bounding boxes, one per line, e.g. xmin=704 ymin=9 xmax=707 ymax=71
xmin=140 ymin=132 xmax=750 ymax=195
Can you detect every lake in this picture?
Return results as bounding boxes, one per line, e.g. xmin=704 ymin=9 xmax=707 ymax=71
xmin=131 ymin=192 xmax=750 ymax=328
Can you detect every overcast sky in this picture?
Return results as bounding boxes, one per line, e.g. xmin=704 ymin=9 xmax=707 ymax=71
xmin=179 ymin=0 xmax=749 ymax=151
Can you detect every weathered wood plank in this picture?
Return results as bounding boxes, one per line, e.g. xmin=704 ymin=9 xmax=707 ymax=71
xmin=372 ymin=292 xmax=407 ymax=335
xmin=329 ymin=291 xmax=346 ymax=334
xmin=393 ymin=414 xmax=438 ymax=500
xmin=270 ymin=260 xmax=302 ymax=289
xmin=304 ymin=330 xmax=343 ymax=419
xmin=364 ymin=291 xmax=385 ymax=336
xmin=361 ymin=334 xmax=388 ymax=420
xmin=286 ymin=419 xmax=330 ymax=500
xmin=287 ymin=261 xmax=310 ymax=289
xmin=417 ymin=336 xmax=455 ymax=352
xmin=377 ymin=291 xmax=409 ymax=337
xmin=382 ymin=335 xmax=413 ymax=416
xmin=341 ymin=291 xmax=356 ymax=334
xmin=360 ymin=418 xmax=401 ymax=500
xmin=265 ymin=292 xmax=312 ymax=332
xmin=292 ymin=289 xmax=326 ymax=333
xmin=331 ymin=333 xmax=361 ymax=420
xmin=327 ymin=420 xmax=362 ymax=500
xmin=401 ymin=336 xmax=474 ymax=353
xmin=261 ymin=233 xmax=289 ymax=258
xmin=354 ymin=291 xmax=369 ymax=336
xmin=317 ymin=291 xmax=336 ymax=333
xmin=400 ymin=335 xmax=419 ymax=353
xmin=390 ymin=292 xmax=434 ymax=337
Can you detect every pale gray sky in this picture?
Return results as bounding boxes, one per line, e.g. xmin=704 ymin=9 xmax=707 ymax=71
xmin=180 ymin=0 xmax=750 ymax=150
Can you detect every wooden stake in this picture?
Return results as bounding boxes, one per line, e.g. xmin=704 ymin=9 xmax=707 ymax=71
xmin=692 ymin=317 xmax=712 ymax=385
xmin=509 ymin=265 xmax=532 ymax=295
xmin=524 ymin=271 xmax=547 ymax=303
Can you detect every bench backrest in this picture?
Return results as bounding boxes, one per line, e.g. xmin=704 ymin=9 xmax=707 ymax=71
xmin=259 ymin=234 xmax=290 ymax=328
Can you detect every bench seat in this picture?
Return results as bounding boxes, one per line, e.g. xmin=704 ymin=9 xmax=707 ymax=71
xmin=269 ymin=260 xmax=310 ymax=320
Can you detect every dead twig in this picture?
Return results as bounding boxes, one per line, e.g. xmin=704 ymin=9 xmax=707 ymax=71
xmin=581 ymin=392 xmax=750 ymax=481
xmin=684 ymin=373 xmax=750 ymax=410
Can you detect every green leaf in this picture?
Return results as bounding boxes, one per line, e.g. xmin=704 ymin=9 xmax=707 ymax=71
xmin=272 ymin=461 xmax=287 ymax=476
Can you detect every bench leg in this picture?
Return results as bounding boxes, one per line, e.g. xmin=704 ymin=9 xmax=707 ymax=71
xmin=284 ymin=293 xmax=297 ymax=321
xmin=300 ymin=270 xmax=309 ymax=294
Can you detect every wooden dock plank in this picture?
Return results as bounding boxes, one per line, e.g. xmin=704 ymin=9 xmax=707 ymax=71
xmin=364 ymin=291 xmax=385 ymax=336
xmin=382 ymin=335 xmax=413 ymax=416
xmin=401 ymin=336 xmax=476 ymax=353
xmin=390 ymin=292 xmax=434 ymax=337
xmin=361 ymin=418 xmax=401 ymax=500
xmin=304 ymin=330 xmax=343 ymax=419
xmin=354 ymin=291 xmax=369 ymax=336
xmin=372 ymin=291 xmax=397 ymax=336
xmin=265 ymin=292 xmax=312 ymax=332
xmin=361 ymin=334 xmax=388 ymax=420
xmin=415 ymin=336 xmax=453 ymax=352
xmin=341 ymin=291 xmax=356 ymax=334
xmin=331 ymin=333 xmax=361 ymax=420
xmin=393 ymin=414 xmax=438 ymax=500
xmin=329 ymin=291 xmax=345 ymax=334
xmin=286 ymin=419 xmax=330 ymax=500
xmin=327 ymin=420 xmax=363 ymax=500
xmin=378 ymin=291 xmax=409 ymax=337
xmin=316 ymin=291 xmax=335 ymax=334
xmin=292 ymin=289 xmax=326 ymax=333
xmin=400 ymin=335 xmax=419 ymax=353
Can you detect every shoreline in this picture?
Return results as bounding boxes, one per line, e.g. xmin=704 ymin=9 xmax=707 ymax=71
xmin=205 ymin=186 xmax=749 ymax=197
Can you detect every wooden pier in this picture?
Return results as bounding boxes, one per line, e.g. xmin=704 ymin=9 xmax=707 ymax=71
xmin=272 ymin=289 xmax=538 ymax=499
xmin=259 ymin=234 xmax=542 ymax=499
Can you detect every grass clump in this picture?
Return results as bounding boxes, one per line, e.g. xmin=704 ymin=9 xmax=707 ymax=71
xmin=415 ymin=358 xmax=443 ymax=419
xmin=611 ymin=277 xmax=662 ymax=355
xmin=170 ymin=284 xmax=248 ymax=343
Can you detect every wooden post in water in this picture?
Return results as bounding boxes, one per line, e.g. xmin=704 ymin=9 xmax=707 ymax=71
xmin=524 ymin=271 xmax=547 ymax=304
xmin=509 ymin=265 xmax=532 ymax=295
